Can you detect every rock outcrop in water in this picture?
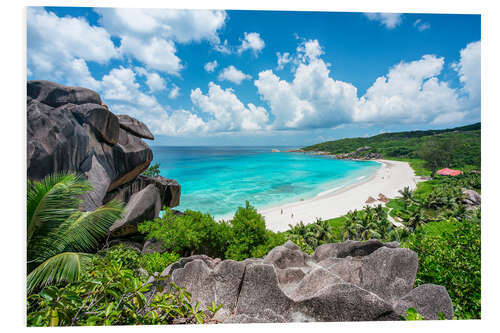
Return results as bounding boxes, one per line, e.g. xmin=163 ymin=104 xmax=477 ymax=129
xmin=27 ymin=80 xmax=180 ymax=238
xmin=152 ymin=239 xmax=453 ymax=323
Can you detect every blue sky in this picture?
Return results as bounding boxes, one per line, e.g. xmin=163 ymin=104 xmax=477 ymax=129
xmin=27 ymin=8 xmax=480 ymax=146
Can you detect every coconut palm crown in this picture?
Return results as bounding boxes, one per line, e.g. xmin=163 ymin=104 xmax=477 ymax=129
xmin=27 ymin=173 xmax=124 ymax=294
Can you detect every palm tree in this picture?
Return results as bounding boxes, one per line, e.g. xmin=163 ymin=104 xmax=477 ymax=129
xmin=343 ymin=210 xmax=362 ymax=240
xmin=406 ymin=207 xmax=427 ymax=231
xmin=27 ymin=173 xmax=124 ymax=294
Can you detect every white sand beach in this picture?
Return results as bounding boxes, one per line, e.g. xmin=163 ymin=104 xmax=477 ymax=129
xmin=258 ymin=160 xmax=421 ymax=232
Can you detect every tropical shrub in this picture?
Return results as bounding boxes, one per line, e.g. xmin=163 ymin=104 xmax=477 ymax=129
xmin=401 ymin=212 xmax=481 ymax=319
xmin=27 ymin=249 xmax=219 ymax=326
xmin=139 ymin=202 xmax=285 ymax=260
xmin=139 ymin=252 xmax=181 ymax=275
xmin=138 ymin=209 xmax=232 ymax=258
xmin=27 ymin=173 xmax=124 ymax=294
xmin=225 ymin=201 xmax=286 ymax=260
xmin=142 ymin=162 xmax=161 ymax=177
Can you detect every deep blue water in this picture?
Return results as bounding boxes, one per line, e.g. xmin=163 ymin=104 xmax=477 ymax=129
xmin=151 ymin=146 xmax=380 ymax=218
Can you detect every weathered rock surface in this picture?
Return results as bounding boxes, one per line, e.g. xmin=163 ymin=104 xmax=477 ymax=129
xmin=156 ymin=240 xmax=453 ymax=323
xmin=103 ymin=175 xmax=180 ymax=209
xmin=109 ymin=184 xmax=162 ymax=237
xmin=117 ymin=114 xmax=154 ymax=140
xmin=462 ymin=189 xmax=481 ymax=209
xmin=27 ymin=80 xmax=178 ymax=238
xmin=394 ymin=284 xmax=454 ymax=320
xmin=28 ymin=80 xmax=102 ymax=107
xmin=71 ymin=103 xmax=120 ymax=145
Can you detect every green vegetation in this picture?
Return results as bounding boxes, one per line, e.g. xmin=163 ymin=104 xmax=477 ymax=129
xmin=303 ymin=122 xmax=480 ymax=170
xmin=138 ymin=201 xmax=286 ymax=261
xmin=141 ymin=162 xmax=161 ymax=177
xmin=139 ymin=252 xmax=181 ymax=275
xmin=27 ymin=173 xmax=124 ymax=294
xmin=402 ymin=212 xmax=481 ymax=320
xmin=27 ymin=246 xmax=220 ymax=326
xmin=26 ymin=174 xmax=219 ymax=327
xmin=400 ymin=307 xmax=446 ymax=321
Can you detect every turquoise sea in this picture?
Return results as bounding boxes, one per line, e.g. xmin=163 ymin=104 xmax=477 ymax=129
xmin=151 ymin=146 xmax=381 ymax=218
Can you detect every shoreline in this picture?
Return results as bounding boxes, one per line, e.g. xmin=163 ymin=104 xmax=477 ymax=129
xmin=217 ymin=159 xmax=421 ymax=232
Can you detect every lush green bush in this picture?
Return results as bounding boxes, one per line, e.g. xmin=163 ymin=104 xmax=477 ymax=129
xmin=224 ymin=201 xmax=286 ymax=260
xmin=27 ymin=249 xmax=220 ymax=326
xmin=138 ymin=209 xmax=231 ymax=258
xmin=138 ymin=202 xmax=286 ymax=260
xmin=401 ymin=212 xmax=481 ymax=319
xmin=139 ymin=252 xmax=181 ymax=275
xmin=99 ymin=245 xmax=140 ymax=271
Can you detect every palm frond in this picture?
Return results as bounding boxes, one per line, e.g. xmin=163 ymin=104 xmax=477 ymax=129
xmin=26 ymin=252 xmax=92 ymax=294
xmin=54 ymin=199 xmax=125 ymax=253
xmin=27 ymin=173 xmax=92 ymax=244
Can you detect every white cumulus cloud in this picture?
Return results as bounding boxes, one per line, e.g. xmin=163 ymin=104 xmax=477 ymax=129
xmin=98 ymin=66 xmax=206 ymax=136
xmin=94 ymin=8 xmax=227 ymax=75
xmin=169 ymin=85 xmax=180 ymax=99
xmin=364 ymin=13 xmax=403 ymax=29
xmin=355 ymin=55 xmax=463 ymax=124
xmin=27 ymin=7 xmax=117 ymax=89
xmin=276 ymin=52 xmax=292 ymax=70
xmin=204 ymin=60 xmax=218 ymax=73
xmin=218 ymin=66 xmax=252 ymax=84
xmin=134 ymin=67 xmax=166 ymax=92
xmin=256 ymin=39 xmax=479 ymax=130
xmin=191 ymin=82 xmax=269 ymax=132
xmin=95 ymin=8 xmax=226 ymax=44
xmin=255 ymin=59 xmax=357 ymax=130
xmin=237 ymin=32 xmax=265 ymax=55
xmin=119 ymin=36 xmax=182 ymax=75
xmin=452 ymin=41 xmax=481 ymax=105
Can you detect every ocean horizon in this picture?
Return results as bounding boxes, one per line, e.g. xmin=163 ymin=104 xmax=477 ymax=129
xmin=151 ymin=146 xmax=381 ymax=218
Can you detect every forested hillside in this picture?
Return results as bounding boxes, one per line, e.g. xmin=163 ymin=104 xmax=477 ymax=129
xmin=303 ymin=123 xmax=481 ymax=169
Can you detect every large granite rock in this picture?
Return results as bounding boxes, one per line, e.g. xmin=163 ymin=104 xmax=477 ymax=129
xmin=117 ymin=114 xmax=154 ymax=140
xmin=109 ymin=184 xmax=162 ymax=237
xmin=28 ymin=80 xmax=102 ymax=107
xmin=103 ymin=175 xmax=180 ymax=209
xmin=71 ymin=103 xmax=120 ymax=145
xmin=27 ymin=81 xmax=177 ymax=240
xmin=156 ymin=240 xmax=453 ymax=323
xmin=394 ymin=284 xmax=454 ymax=320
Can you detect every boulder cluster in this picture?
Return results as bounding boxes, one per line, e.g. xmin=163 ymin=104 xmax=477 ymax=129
xmin=154 ymin=240 xmax=454 ymax=323
xmin=27 ymin=80 xmax=180 ymax=241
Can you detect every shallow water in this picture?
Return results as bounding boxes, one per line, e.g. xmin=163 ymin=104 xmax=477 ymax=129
xmin=151 ymin=146 xmax=380 ymax=218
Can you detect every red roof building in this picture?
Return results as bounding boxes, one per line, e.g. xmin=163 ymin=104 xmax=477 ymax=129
xmin=437 ymin=168 xmax=464 ymax=176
